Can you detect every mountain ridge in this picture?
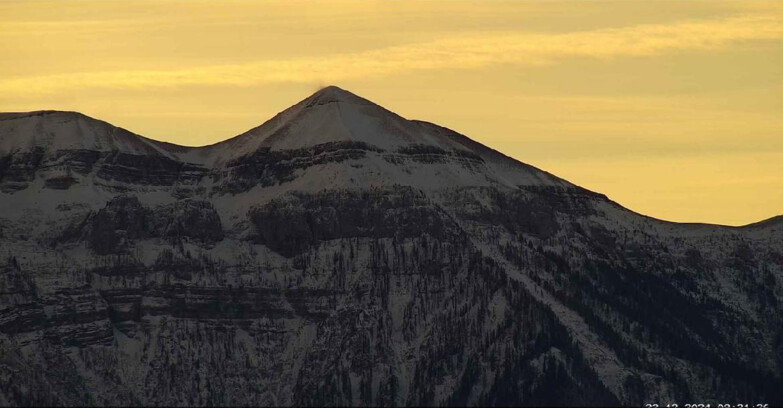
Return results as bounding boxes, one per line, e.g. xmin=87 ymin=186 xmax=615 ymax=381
xmin=0 ymin=86 xmax=781 ymax=406
xmin=0 ymin=86 xmax=778 ymax=227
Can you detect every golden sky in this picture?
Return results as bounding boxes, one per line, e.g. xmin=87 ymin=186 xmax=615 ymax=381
xmin=1 ymin=0 xmax=781 ymax=225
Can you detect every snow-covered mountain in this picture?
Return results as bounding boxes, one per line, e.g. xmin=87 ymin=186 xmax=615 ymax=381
xmin=0 ymin=86 xmax=781 ymax=406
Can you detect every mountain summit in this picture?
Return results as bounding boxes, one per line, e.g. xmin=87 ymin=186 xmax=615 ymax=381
xmin=196 ymin=85 xmax=402 ymax=158
xmin=307 ymin=84 xmax=370 ymax=104
xmin=0 ymin=87 xmax=781 ymax=406
xmin=177 ymin=86 xmax=569 ymax=192
xmin=0 ymin=86 xmax=567 ymax=199
xmin=0 ymin=110 xmax=177 ymax=157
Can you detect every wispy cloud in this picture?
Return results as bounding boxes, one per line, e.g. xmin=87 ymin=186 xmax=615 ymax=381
xmin=2 ymin=14 xmax=781 ymax=95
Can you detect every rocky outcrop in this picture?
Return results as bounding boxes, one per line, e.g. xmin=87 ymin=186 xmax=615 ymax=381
xmin=248 ymin=187 xmax=462 ymax=256
xmin=0 ymin=147 xmax=45 ymax=192
xmin=153 ymin=199 xmax=224 ymax=243
xmin=55 ymin=196 xmax=224 ymax=254
xmin=215 ymin=141 xmax=384 ymax=193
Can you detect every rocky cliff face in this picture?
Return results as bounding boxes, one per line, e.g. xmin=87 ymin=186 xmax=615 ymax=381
xmin=0 ymin=87 xmax=781 ymax=406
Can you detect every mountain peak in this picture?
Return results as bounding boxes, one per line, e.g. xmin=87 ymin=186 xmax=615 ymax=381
xmin=0 ymin=109 xmax=177 ymax=158
xmin=304 ymin=85 xmax=376 ymax=108
xmin=190 ymin=86 xmax=569 ymax=190
xmin=0 ymin=87 xmax=570 ymax=192
xmin=203 ymin=85 xmax=411 ymax=156
xmin=310 ymin=85 xmax=353 ymax=99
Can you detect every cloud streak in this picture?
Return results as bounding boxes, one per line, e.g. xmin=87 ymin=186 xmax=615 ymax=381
xmin=2 ymin=14 xmax=782 ymax=95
